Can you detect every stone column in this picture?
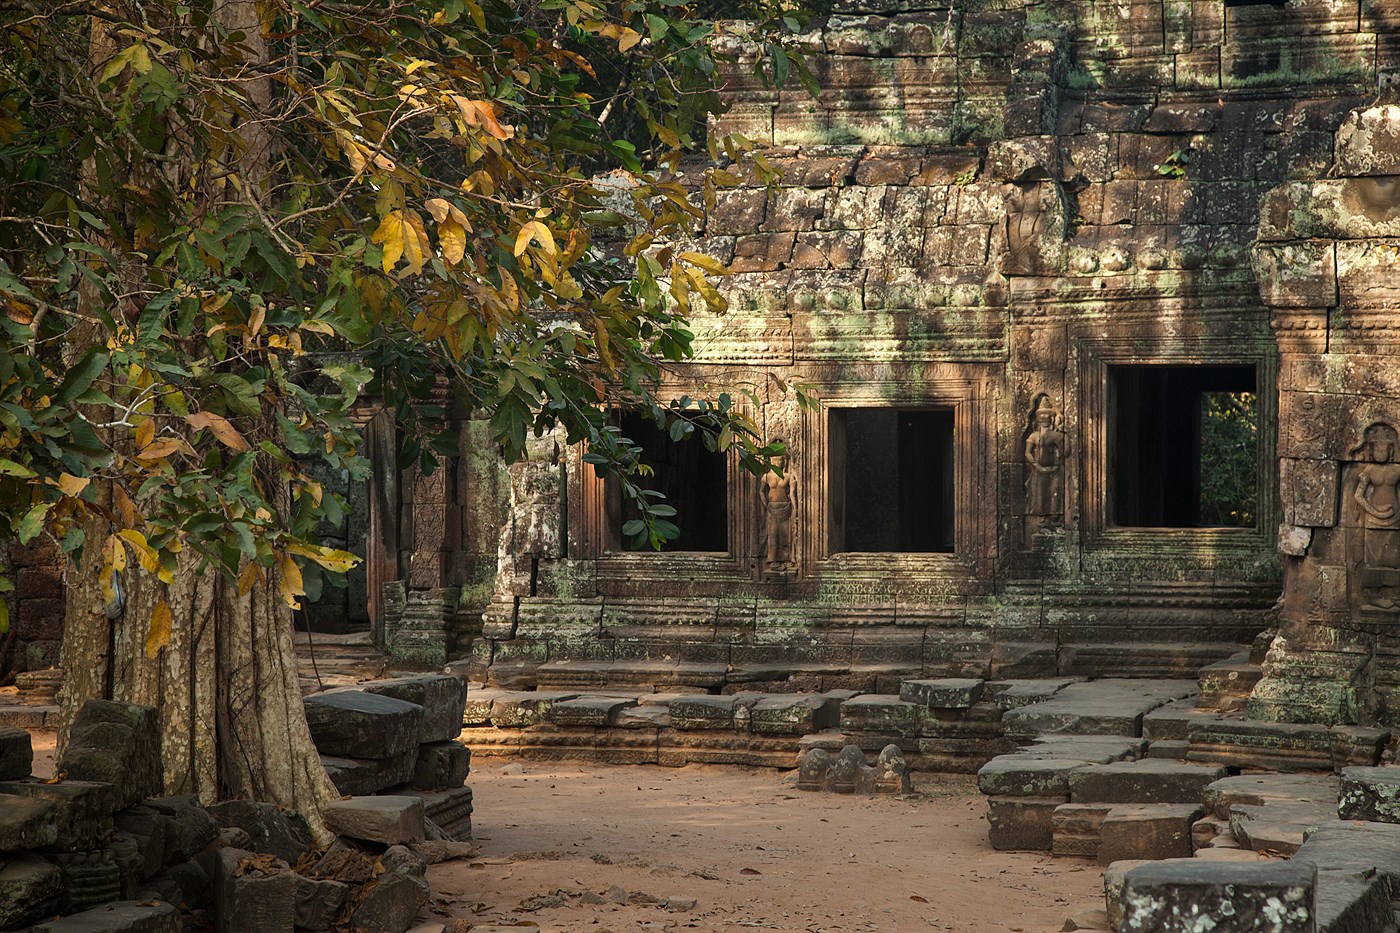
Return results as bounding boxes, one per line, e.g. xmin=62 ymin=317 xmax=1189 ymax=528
xmin=1249 ymin=104 xmax=1400 ymax=726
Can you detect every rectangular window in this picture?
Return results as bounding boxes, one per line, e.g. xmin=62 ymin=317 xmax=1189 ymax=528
xmin=829 ymin=408 xmax=955 ymax=553
xmin=617 ymin=412 xmax=728 ymax=552
xmin=1110 ymin=365 xmax=1258 ymax=528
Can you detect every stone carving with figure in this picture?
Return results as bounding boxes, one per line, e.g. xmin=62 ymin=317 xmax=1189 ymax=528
xmin=1351 ymin=422 xmax=1400 ymax=613
xmin=1024 ymin=395 xmax=1065 ymax=539
xmin=759 ymin=447 xmax=794 ymax=571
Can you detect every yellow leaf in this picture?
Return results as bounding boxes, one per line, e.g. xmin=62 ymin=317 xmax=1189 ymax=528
xmin=678 ymin=251 xmax=729 ymax=275
xmin=300 ymin=320 xmax=335 ymax=336
xmin=135 ymin=419 xmax=155 ymax=450
xmin=136 ymin=438 xmax=185 ymax=462
xmin=145 ymin=599 xmax=172 ymax=659
xmin=247 ymin=304 xmax=265 ymax=338
xmin=617 ymin=26 xmax=642 ymax=52
xmin=52 ymin=473 xmax=90 ymax=497
xmin=371 ymin=211 xmax=405 ymax=273
xmin=114 ymin=485 xmax=139 ymax=528
xmin=439 ymin=220 xmax=466 ymax=266
xmin=514 ymin=220 xmax=556 ymax=259
xmin=118 ymin=529 xmax=161 ymax=574
xmin=237 ymin=560 xmax=262 ymax=596
xmin=186 ymin=412 xmax=249 ymax=451
xmin=277 ymin=553 xmax=304 ymax=609
xmin=402 ymin=211 xmax=431 ymax=275
xmin=284 ymin=541 xmax=360 ymax=573
xmin=108 ymin=534 xmax=127 ymax=574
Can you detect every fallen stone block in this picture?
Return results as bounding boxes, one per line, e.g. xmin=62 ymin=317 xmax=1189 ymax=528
xmin=1229 ymin=801 xmax=1337 ymax=856
xmin=400 ymin=786 xmax=473 ymax=841
xmin=987 ymin=796 xmax=1061 ymax=851
xmin=0 ymin=852 xmax=61 ymax=928
xmin=1052 ymin=803 xmax=1112 ymax=859
xmin=213 ymin=848 xmax=296 ymax=933
xmin=0 ymin=728 xmax=32 ymax=781
xmin=547 ymin=697 xmax=637 ymax=727
xmin=977 ymin=756 xmax=1089 ymax=797
xmin=988 ymin=678 xmax=1079 ymax=711
xmin=309 ymin=838 xmax=377 ymax=885
xmin=838 ymin=695 xmax=923 ymax=737
xmin=364 ymin=675 xmax=469 ymax=743
xmin=322 ymin=751 xmax=416 ymax=797
xmin=113 ymin=807 xmax=169 ymax=879
xmin=899 ymin=678 xmax=984 ymax=709
xmin=1338 ymin=766 xmax=1400 ymax=823
xmin=304 ymin=690 xmax=424 ymax=760
xmin=1203 ymin=772 xmax=1338 ymax=820
xmin=295 ymin=873 xmax=349 ymax=931
xmin=1331 ymin=726 xmax=1389 ymax=770
xmin=207 ymin=800 xmax=312 ymax=866
xmin=1069 ymin=759 xmax=1226 ymax=805
xmin=488 ymin=692 xmax=579 ymax=728
xmin=0 ymin=780 xmax=115 ymax=851
xmin=0 ymin=796 xmax=56 ymax=851
xmin=750 ymin=695 xmax=839 ymax=735
xmin=1119 ymin=860 xmax=1315 ymax=933
xmin=51 ymin=847 xmax=122 ymax=912
xmin=1314 ymin=868 xmax=1393 ymax=933
xmin=411 ymin=741 xmax=471 ymax=791
xmin=324 ymin=796 xmax=425 ymax=845
xmin=57 ymin=700 xmax=163 ymax=810
xmin=1293 ymin=820 xmax=1400 ymax=888
xmin=1098 ymin=804 xmax=1202 ymax=865
xmin=1145 ymin=740 xmax=1190 ymax=759
xmin=30 ymin=899 xmax=180 ymax=933
xmin=1002 ymin=679 xmax=1198 ymax=739
xmin=143 ymin=794 xmax=218 ymax=863
xmin=1103 ymin=859 xmax=1154 ymax=931
xmin=1192 ymin=815 xmax=1230 ymax=851
xmin=351 ymin=866 xmax=429 ymax=933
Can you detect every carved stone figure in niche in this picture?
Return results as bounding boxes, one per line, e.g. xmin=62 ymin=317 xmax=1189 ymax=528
xmin=1004 ymin=182 xmax=1065 ymax=276
xmin=1024 ymin=395 xmax=1066 ymax=539
xmin=495 ymin=447 xmax=563 ymax=597
xmin=759 ymin=447 xmax=794 ymax=570
xmin=1351 ymin=422 xmax=1400 ymax=611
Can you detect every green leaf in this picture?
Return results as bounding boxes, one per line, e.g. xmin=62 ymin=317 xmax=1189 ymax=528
xmin=15 ymin=502 xmax=52 ymax=544
xmin=54 ymin=348 xmax=109 ymax=406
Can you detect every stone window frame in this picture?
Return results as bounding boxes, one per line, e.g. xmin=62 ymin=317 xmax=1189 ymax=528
xmin=798 ymin=363 xmax=995 ymax=589
xmin=1074 ymin=331 xmax=1278 ymax=551
xmin=572 ymin=391 xmax=757 ymax=588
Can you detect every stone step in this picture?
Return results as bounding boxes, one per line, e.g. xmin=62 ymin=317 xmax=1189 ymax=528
xmin=1001 ymin=679 xmax=1199 ymax=739
xmin=1338 ymin=766 xmax=1400 ymax=823
xmin=1057 ymin=642 xmax=1246 ymax=680
xmin=0 ymin=705 xmax=59 ymax=731
xmin=1186 ymin=719 xmax=1388 ymax=773
xmin=1227 ymin=800 xmax=1337 ymax=856
xmin=1098 ymin=803 xmax=1204 ymax=864
xmin=1068 ymin=759 xmax=1227 ymax=805
xmin=1196 ymin=653 xmax=1263 ymax=711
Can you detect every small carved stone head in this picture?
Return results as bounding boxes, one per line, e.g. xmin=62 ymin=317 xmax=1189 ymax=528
xmin=1350 ymin=422 xmax=1399 ymax=464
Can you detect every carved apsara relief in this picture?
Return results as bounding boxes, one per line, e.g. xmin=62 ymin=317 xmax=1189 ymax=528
xmin=1349 ymin=421 xmax=1400 ymax=614
xmin=759 ymin=445 xmax=794 ymax=574
xmin=494 ymin=446 xmax=563 ymax=597
xmin=1023 ymin=394 xmax=1066 ymax=541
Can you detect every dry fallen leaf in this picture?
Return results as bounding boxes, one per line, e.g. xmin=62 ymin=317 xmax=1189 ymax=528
xmin=740 ymin=867 xmax=762 ymax=875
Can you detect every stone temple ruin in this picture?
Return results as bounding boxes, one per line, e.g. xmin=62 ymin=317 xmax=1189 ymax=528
xmin=5 ymin=0 xmax=1400 ymax=930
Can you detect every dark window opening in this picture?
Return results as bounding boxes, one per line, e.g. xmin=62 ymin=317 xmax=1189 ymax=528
xmin=1111 ymin=365 xmax=1258 ymax=529
xmin=618 ymin=412 xmax=728 ymax=552
xmin=830 ymin=408 xmax=955 ymax=553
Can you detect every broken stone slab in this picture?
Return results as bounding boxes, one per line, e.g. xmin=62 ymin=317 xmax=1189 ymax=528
xmin=1023 ymin=735 xmax=1146 ymax=763
xmin=1293 ymin=821 xmax=1400 ymax=888
xmin=1314 ymin=868 xmax=1393 ymax=933
xmin=294 ymin=874 xmax=349 ymax=931
xmin=56 ymin=700 xmax=163 ymax=810
xmin=750 ymin=694 xmax=840 ymax=735
xmin=987 ymin=678 xmax=1079 ymax=712
xmin=1338 ymin=766 xmax=1400 ymax=823
xmin=363 ymin=675 xmax=469 ymax=743
xmin=1051 ymin=803 xmax=1113 ymax=859
xmin=323 ymin=796 xmax=425 ymax=846
xmin=1203 ymin=772 xmax=1339 ymax=820
xmin=1192 ymin=815 xmax=1231 ymax=851
xmin=308 ymin=838 xmax=376 ymax=885
xmin=1186 ymin=718 xmax=1336 ymax=772
xmin=1001 ymin=679 xmax=1198 ymax=739
xmin=399 ymin=786 xmax=473 ymax=842
xmin=1141 ymin=699 xmax=1224 ymax=743
xmin=213 ymin=848 xmax=296 ymax=933
xmin=838 ymin=695 xmax=924 ymax=737
xmin=322 ymin=751 xmax=416 ymax=797
xmin=30 ymin=899 xmax=180 ymax=933
xmin=0 ymin=780 xmax=115 ymax=851
xmin=461 ymin=689 xmax=501 ymax=726
xmin=488 ymin=691 xmax=579 ymax=728
xmin=1146 ymin=740 xmax=1190 ymax=759
xmin=0 ymin=796 xmax=56 ymax=851
xmin=1229 ymin=801 xmax=1337 ymax=857
xmin=1331 ymin=726 xmax=1390 ymax=770
xmin=143 ymin=794 xmax=218 ymax=863
xmin=977 ymin=756 xmax=1089 ymax=797
xmin=547 ymin=696 xmax=638 ymax=727
xmin=1068 ymin=759 xmax=1226 ymax=805
xmin=411 ymin=741 xmax=471 ymax=791
xmin=112 ymin=808 xmax=168 ymax=879
xmin=665 ymin=694 xmax=745 ymax=731
xmin=304 ymin=689 xmax=424 ymax=760
xmin=613 ymin=703 xmax=670 ymax=729
xmin=1098 ymin=804 xmax=1202 ymax=865
xmin=0 ymin=728 xmax=32 ymax=781
xmin=206 ymin=800 xmax=312 ymax=866
xmin=987 ymin=796 xmax=1060 ymax=851
xmin=899 ymin=678 xmax=984 ymax=709
xmin=351 ymin=865 xmax=429 ymax=933
xmin=0 ymin=852 xmax=61 ymax=928
xmin=1118 ymin=860 xmax=1315 ymax=933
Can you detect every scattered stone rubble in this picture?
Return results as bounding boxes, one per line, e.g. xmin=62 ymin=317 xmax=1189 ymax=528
xmin=0 ymin=673 xmax=472 ymax=933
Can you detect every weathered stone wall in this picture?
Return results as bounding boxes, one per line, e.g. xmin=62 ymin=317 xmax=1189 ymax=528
xmin=466 ymin=0 xmax=1388 ymax=692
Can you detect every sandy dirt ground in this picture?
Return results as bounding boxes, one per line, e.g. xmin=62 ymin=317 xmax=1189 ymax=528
xmin=425 ymin=761 xmax=1106 ymax=933
xmin=28 ymin=733 xmax=1106 ymax=932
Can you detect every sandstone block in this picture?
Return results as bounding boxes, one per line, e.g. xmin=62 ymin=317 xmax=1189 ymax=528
xmin=304 ymin=690 xmax=424 ymax=760
xmin=488 ymin=692 xmax=578 ymax=728
xmin=838 ymin=695 xmax=923 ymax=737
xmin=977 ymin=756 xmax=1088 ymax=797
xmin=0 ymin=852 xmax=61 ymax=929
xmin=213 ymin=848 xmax=295 ymax=933
xmin=364 ymin=676 xmax=469 ymax=743
xmin=322 ymin=752 xmax=415 ymax=797
xmin=987 ymin=796 xmax=1060 ymax=851
xmin=1051 ymin=803 xmax=1113 ymax=859
xmin=0 ymin=728 xmax=32 ymax=781
xmin=1119 ymin=860 xmax=1315 ymax=933
xmin=0 ymin=781 xmax=115 ymax=851
xmin=750 ymin=695 xmax=838 ymax=735
xmin=323 ymin=796 xmax=425 ymax=846
xmin=295 ymin=874 xmax=349 ymax=931
xmin=547 ymin=697 xmax=636 ymax=727
xmin=0 ymin=795 xmax=56 ymax=851
xmin=411 ymin=741 xmax=471 ymax=791
xmin=144 ymin=795 xmax=218 ymax=863
xmin=51 ymin=847 xmax=122 ymax=912
xmin=31 ymin=900 xmax=180 ymax=933
xmin=351 ymin=867 xmax=429 ymax=933
xmin=207 ymin=801 xmax=312 ymax=866
xmin=1069 ymin=759 xmax=1226 ymax=805
xmin=1338 ymin=766 xmax=1400 ymax=823
xmin=899 ymin=678 xmax=984 ymax=709
xmin=57 ymin=700 xmax=162 ymax=810
xmin=1098 ymin=804 xmax=1202 ymax=865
